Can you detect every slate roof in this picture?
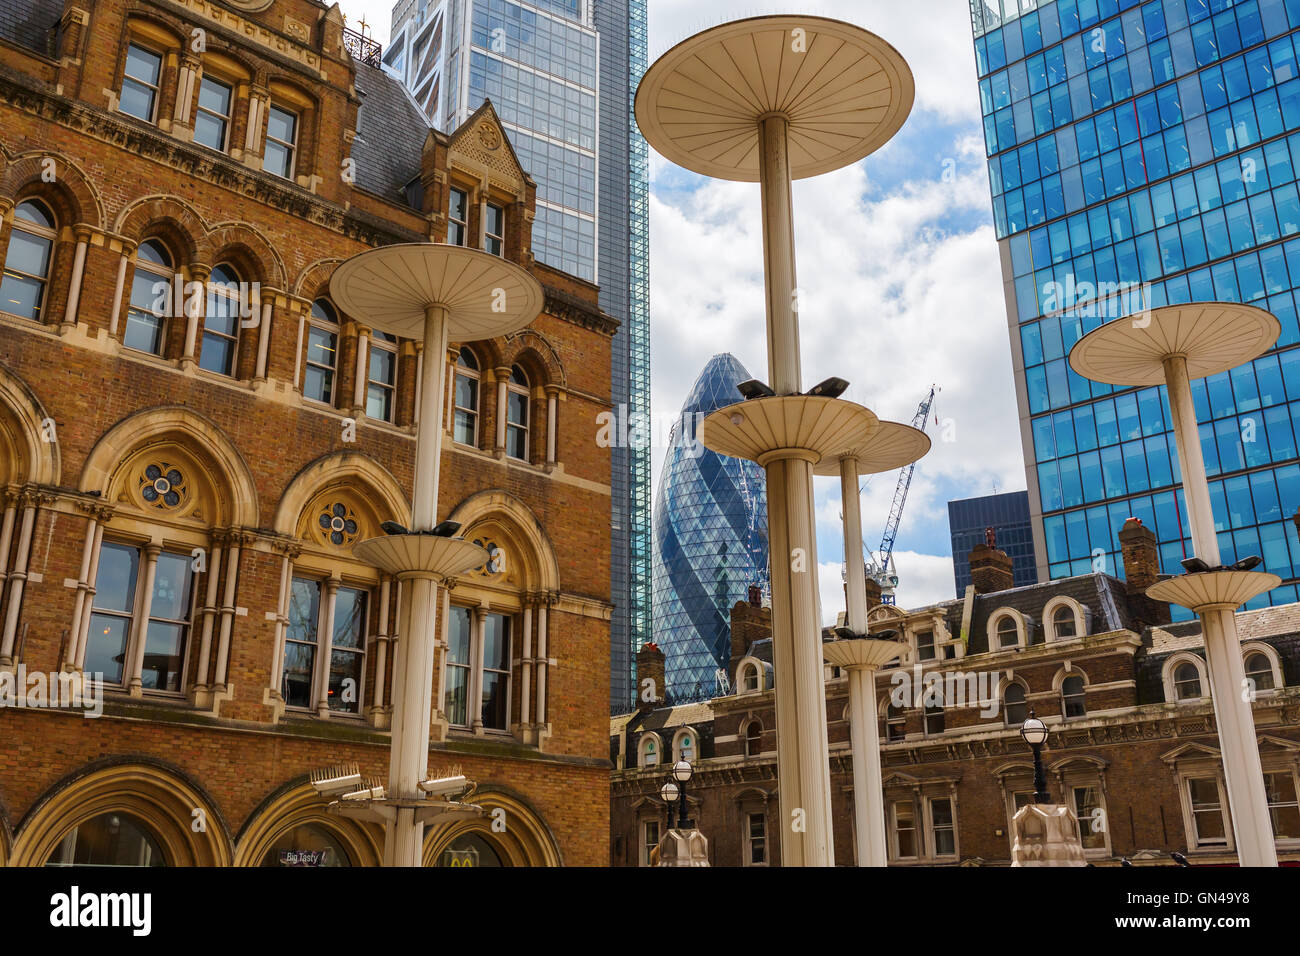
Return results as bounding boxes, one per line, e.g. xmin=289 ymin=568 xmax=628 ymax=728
xmin=352 ymin=63 xmax=428 ymax=205
xmin=0 ymin=0 xmax=61 ymax=57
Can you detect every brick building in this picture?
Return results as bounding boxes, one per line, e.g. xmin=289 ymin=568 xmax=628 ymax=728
xmin=612 ymin=521 xmax=1300 ymax=866
xmin=0 ymin=0 xmax=615 ymax=866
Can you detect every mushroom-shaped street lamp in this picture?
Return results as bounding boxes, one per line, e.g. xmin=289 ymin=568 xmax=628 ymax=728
xmin=1019 ymin=710 xmax=1050 ymax=805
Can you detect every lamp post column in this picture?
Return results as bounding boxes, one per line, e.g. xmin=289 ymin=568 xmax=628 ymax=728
xmin=1162 ymin=355 xmax=1276 ymax=868
xmin=756 ymin=111 xmax=834 ymax=868
xmin=386 ymin=303 xmax=450 ymax=867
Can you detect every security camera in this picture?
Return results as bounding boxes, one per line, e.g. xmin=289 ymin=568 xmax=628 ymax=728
xmin=310 ymin=764 xmax=363 ymax=798
xmin=418 ymin=774 xmax=469 ymax=799
xmin=340 ymin=783 xmax=386 ymax=801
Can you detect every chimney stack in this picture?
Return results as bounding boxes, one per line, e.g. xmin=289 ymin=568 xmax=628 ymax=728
xmin=1118 ymin=516 xmax=1170 ymax=626
xmin=730 ymin=595 xmax=772 ymax=680
xmin=635 ymin=642 xmax=666 ymax=707
xmin=969 ymin=526 xmax=1014 ymax=595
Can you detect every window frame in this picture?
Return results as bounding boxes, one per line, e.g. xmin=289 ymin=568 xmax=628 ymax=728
xmin=1182 ymin=773 xmax=1233 ymax=850
xmin=366 ymin=331 xmax=398 ymax=423
xmin=1060 ymin=672 xmax=1087 ymax=719
xmin=448 ymin=187 xmax=469 ymax=246
xmin=120 ymin=42 xmax=164 ymax=124
xmin=0 ymin=198 xmax=57 ymax=322
xmin=743 ymin=810 xmax=767 ymax=866
xmin=194 ymin=73 xmax=235 ymax=153
xmin=442 ymin=604 xmax=514 ymax=734
xmin=889 ymin=798 xmax=919 ymax=860
xmin=200 ymin=263 xmax=242 ymax=377
xmin=639 ymin=818 xmax=660 ymax=867
xmin=264 ymin=102 xmax=299 ymax=180
xmin=452 ymin=346 xmax=481 ymax=446
xmin=302 ymin=298 xmax=340 ymax=406
xmin=123 ymin=238 xmax=175 ymax=356
xmin=484 ymin=202 xmax=505 ymax=256
xmin=85 ymin=539 xmax=197 ymax=697
xmin=280 ymin=575 xmax=370 ymax=717
xmin=505 ymin=365 xmax=530 ymax=461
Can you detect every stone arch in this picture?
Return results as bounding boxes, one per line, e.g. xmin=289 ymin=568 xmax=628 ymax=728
xmin=80 ymin=406 xmax=258 ymax=528
xmin=452 ymin=338 xmax=504 ymax=372
xmin=204 ymin=221 xmax=287 ymax=288
xmin=3 ymin=151 xmax=104 ymax=229
xmin=501 ymin=328 xmax=566 ymax=388
xmin=1043 ymin=595 xmax=1090 ymax=641
xmin=293 ymin=257 xmax=346 ymax=302
xmin=422 ymin=785 xmax=562 ymax=866
xmin=0 ymin=365 xmax=59 ymax=485
xmin=446 ymin=490 xmax=560 ymax=592
xmin=1051 ymin=663 xmax=1090 ymax=692
xmin=233 ymin=778 xmax=383 ymax=867
xmin=274 ymin=451 xmax=411 ymax=540
xmin=1163 ymin=651 xmax=1209 ymax=702
xmin=115 ymin=195 xmax=207 ymax=265
xmin=10 ymin=758 xmax=232 ymax=866
xmin=987 ymin=607 xmax=1030 ymax=651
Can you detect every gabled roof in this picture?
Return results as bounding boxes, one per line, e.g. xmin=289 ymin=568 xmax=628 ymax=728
xmin=444 ymin=98 xmax=530 ymax=195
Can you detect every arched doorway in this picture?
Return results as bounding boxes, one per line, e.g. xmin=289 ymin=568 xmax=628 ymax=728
xmin=258 ymin=823 xmax=353 ymax=867
xmin=44 ymin=812 xmax=166 ymax=867
xmin=435 ymin=832 xmax=505 ymax=867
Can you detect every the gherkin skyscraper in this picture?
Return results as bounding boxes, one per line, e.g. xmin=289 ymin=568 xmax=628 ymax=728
xmin=652 ymin=354 xmax=769 ymax=702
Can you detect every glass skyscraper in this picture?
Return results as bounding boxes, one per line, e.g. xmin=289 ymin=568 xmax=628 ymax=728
xmin=386 ymin=0 xmax=651 ymax=708
xmin=948 ymin=490 xmax=1040 ymax=594
xmin=971 ymin=0 xmax=1300 ymax=614
xmin=653 ymin=354 xmax=769 ymax=702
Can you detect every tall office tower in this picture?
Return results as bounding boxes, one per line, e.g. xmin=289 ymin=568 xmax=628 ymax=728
xmin=386 ymin=0 xmax=651 ymax=709
xmin=652 ymin=355 xmax=769 ymax=703
xmin=948 ymin=491 xmax=1040 ymax=595
xmin=971 ymin=0 xmax=1300 ymax=611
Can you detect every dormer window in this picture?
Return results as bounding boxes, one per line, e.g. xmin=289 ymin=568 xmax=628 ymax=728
xmin=1053 ymin=604 xmax=1076 ymax=639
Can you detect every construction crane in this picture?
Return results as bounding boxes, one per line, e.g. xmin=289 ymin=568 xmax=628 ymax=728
xmin=864 ymin=385 xmax=939 ymax=605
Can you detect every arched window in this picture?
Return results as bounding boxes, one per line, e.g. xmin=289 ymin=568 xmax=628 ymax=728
xmin=1004 ymin=682 xmax=1028 ymax=725
xmin=1053 ymin=604 xmax=1077 ymax=639
xmin=45 ymin=812 xmax=165 ymax=867
xmin=201 ymin=263 xmax=241 ymax=376
xmin=1174 ymin=662 xmax=1203 ymax=700
xmin=744 ymin=720 xmax=761 ymax=757
xmin=923 ymin=701 xmax=945 ymax=735
xmin=886 ymin=702 xmax=907 ymax=741
xmin=1245 ymin=652 xmax=1275 ymax=692
xmin=995 ymin=614 xmax=1019 ymax=649
xmin=259 ymin=823 xmax=351 ymax=867
xmin=303 ymin=299 xmax=339 ymax=404
xmin=673 ymin=728 xmax=696 ymax=763
xmin=506 ymin=365 xmax=529 ymax=460
xmin=638 ymin=734 xmax=660 ymax=767
xmin=1 ymin=199 xmax=56 ymax=321
xmin=1061 ymin=674 xmax=1086 ymax=718
xmin=453 ymin=347 xmax=481 ymax=445
xmin=124 ymin=239 xmax=173 ymax=354
xmin=366 ymin=331 xmax=398 ymax=422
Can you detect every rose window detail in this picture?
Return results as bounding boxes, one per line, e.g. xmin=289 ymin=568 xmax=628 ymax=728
xmin=319 ymin=503 xmax=359 ymax=547
xmin=139 ymin=464 xmax=186 ymax=509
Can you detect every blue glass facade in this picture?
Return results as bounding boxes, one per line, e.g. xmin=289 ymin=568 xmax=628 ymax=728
xmin=653 ymin=355 xmax=768 ymax=702
xmin=971 ymin=0 xmax=1300 ymax=613
xmin=949 ymin=491 xmax=1041 ymax=595
xmin=389 ymin=0 xmax=651 ymax=711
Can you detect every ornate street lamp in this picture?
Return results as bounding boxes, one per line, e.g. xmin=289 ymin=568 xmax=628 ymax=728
xmin=665 ymin=759 xmax=693 ymax=829
xmin=1020 ymin=710 xmax=1050 ymax=804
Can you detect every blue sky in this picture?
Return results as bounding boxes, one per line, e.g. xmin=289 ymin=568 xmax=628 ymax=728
xmin=341 ymin=0 xmax=1029 ymax=614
